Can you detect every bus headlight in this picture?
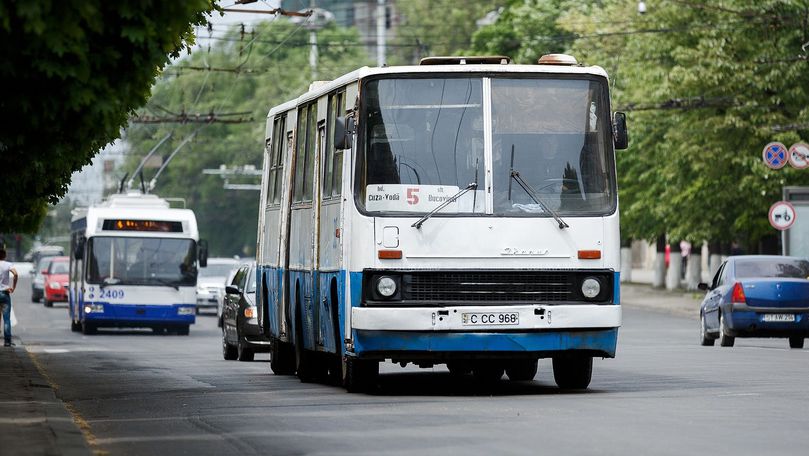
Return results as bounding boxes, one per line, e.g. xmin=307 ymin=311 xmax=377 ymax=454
xmin=376 ymin=276 xmax=397 ymax=298
xmin=178 ymin=307 xmax=195 ymax=315
xmin=581 ymin=277 xmax=601 ymax=299
xmin=84 ymin=304 xmax=104 ymax=313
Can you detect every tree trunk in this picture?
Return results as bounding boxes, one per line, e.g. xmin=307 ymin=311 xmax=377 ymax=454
xmin=652 ymin=234 xmax=666 ymax=288
xmin=666 ymin=240 xmax=682 ymax=291
xmin=685 ymin=251 xmax=702 ymax=290
xmin=620 ymin=238 xmax=632 ymax=283
xmin=708 ymin=241 xmax=722 ymax=282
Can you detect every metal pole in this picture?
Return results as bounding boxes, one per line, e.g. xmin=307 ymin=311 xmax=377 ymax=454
xmin=376 ymin=0 xmax=386 ymax=67
xmin=309 ymin=0 xmax=318 ymax=79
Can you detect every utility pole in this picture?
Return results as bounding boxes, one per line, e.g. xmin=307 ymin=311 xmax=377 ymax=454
xmin=309 ymin=0 xmax=318 ymax=80
xmin=376 ymin=0 xmax=386 ymax=67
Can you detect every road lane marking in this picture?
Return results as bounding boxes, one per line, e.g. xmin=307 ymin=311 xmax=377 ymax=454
xmin=26 ymin=348 xmax=108 ymax=455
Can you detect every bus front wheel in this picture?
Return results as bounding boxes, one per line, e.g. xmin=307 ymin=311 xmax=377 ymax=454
xmin=552 ymin=356 xmax=592 ymax=390
xmin=81 ymin=321 xmax=96 ymax=335
xmin=342 ymin=357 xmax=378 ymax=393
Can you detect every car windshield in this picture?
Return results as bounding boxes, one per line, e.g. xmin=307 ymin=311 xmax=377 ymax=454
xmin=735 ymin=258 xmax=809 ymax=279
xmin=49 ymin=261 xmax=68 ymax=274
xmin=357 ymin=76 xmax=615 ymax=216
xmin=199 ymin=263 xmax=237 ymax=279
xmin=37 ymin=257 xmax=54 ymax=274
xmin=86 ymin=237 xmax=197 ymax=286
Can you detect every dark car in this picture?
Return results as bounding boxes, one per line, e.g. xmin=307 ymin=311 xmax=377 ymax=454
xmin=699 ymin=255 xmax=809 ymax=348
xmin=221 ymin=263 xmax=270 ymax=361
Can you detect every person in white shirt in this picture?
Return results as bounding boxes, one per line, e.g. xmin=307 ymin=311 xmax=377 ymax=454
xmin=0 ymin=248 xmax=19 ymax=347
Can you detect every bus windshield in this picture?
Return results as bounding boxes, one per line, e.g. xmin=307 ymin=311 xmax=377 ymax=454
xmin=86 ymin=237 xmax=197 ymax=286
xmin=358 ymin=76 xmax=616 ymax=216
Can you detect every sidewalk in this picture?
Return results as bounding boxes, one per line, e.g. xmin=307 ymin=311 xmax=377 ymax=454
xmin=622 ymin=268 xmax=704 ymax=319
xmin=0 ymin=339 xmax=91 ymax=456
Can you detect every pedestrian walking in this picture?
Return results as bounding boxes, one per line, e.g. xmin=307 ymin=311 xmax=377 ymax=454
xmin=0 ymin=248 xmax=19 ymax=347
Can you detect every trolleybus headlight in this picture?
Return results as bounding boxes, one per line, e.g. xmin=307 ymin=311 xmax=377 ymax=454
xmin=376 ymin=276 xmax=397 ymax=298
xmin=581 ymin=277 xmax=601 ymax=299
xmin=84 ymin=304 xmax=104 ymax=314
xmin=177 ymin=307 xmax=195 ymax=315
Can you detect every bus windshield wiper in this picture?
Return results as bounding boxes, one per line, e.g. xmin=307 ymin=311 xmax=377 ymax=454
xmin=509 ymin=170 xmax=569 ymax=229
xmin=151 ymin=278 xmax=180 ymax=290
xmin=412 ymin=182 xmax=477 ymax=230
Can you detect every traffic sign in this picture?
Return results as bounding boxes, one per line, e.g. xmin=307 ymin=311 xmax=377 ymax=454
xmin=789 ymin=143 xmax=809 ymax=169
xmin=763 ymin=142 xmax=788 ymax=169
xmin=769 ymin=201 xmax=796 ymax=230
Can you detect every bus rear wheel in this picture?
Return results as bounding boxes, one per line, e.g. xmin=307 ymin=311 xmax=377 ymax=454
xmin=270 ymin=340 xmax=296 ymax=375
xmin=552 ymin=356 xmax=592 ymax=390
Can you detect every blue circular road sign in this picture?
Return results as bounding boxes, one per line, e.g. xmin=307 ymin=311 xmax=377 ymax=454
xmin=763 ymin=142 xmax=788 ymax=169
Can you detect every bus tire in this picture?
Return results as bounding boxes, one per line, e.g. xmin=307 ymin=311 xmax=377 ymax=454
xmin=472 ymin=361 xmax=504 ymax=383
xmin=506 ymin=359 xmax=538 ymax=381
xmin=270 ymin=340 xmax=296 ymax=375
xmin=552 ymin=356 xmax=592 ymax=390
xmin=70 ymin=319 xmax=82 ymax=332
xmin=343 ymin=357 xmax=378 ymax=393
xmin=81 ymin=321 xmax=96 ymax=335
xmin=446 ymin=362 xmax=472 ymax=376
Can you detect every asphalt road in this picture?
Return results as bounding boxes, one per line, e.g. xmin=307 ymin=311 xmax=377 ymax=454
xmin=11 ymin=275 xmax=809 ymax=456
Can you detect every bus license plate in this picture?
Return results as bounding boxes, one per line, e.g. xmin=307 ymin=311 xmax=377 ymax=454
xmin=462 ymin=312 xmax=519 ymax=326
xmin=763 ymin=314 xmax=795 ymax=322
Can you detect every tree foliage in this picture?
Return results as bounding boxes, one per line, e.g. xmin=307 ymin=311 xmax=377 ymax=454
xmin=125 ymin=20 xmax=369 ymax=256
xmin=467 ymin=0 xmax=809 ymax=249
xmin=0 ymin=0 xmax=216 ymax=232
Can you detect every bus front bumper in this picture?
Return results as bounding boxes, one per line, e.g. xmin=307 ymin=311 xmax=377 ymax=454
xmin=83 ymin=303 xmax=196 ymax=325
xmin=351 ymin=304 xmax=620 ymax=358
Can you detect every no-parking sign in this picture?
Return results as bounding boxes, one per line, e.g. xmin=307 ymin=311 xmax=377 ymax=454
xmin=763 ymin=142 xmax=788 ymax=169
xmin=769 ymin=201 xmax=796 ymax=231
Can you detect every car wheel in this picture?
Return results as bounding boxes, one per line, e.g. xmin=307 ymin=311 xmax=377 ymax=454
xmin=718 ymin=312 xmax=735 ymax=347
xmin=506 ymin=359 xmax=538 ymax=381
xmin=237 ymin=337 xmax=255 ymax=362
xmin=222 ymin=327 xmax=237 ymax=360
xmin=552 ymin=356 xmax=593 ymax=390
xmin=44 ymin=299 xmax=52 ymax=308
xmin=789 ymin=337 xmax=804 ymax=349
xmin=700 ymin=313 xmax=715 ymax=346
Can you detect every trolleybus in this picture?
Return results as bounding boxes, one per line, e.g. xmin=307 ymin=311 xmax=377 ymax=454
xmin=256 ymin=54 xmax=628 ymax=391
xmin=69 ymin=192 xmax=207 ymax=335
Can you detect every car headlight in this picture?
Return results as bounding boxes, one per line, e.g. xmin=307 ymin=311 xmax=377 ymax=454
xmin=49 ymin=282 xmax=61 ymax=289
xmin=376 ymin=276 xmax=397 ymax=298
xmin=581 ymin=277 xmax=601 ymax=299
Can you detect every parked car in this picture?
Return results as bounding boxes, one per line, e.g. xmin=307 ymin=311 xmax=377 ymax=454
xmin=218 ymin=266 xmax=241 ymax=327
xmin=31 ymin=256 xmax=56 ymax=303
xmin=196 ymin=257 xmax=241 ymax=315
xmin=222 ymin=262 xmax=270 ymax=361
xmin=699 ymin=255 xmax=809 ymax=348
xmin=43 ymin=256 xmax=69 ymax=308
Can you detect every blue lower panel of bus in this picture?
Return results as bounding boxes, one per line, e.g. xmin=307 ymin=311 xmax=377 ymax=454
xmin=83 ymin=303 xmax=195 ymax=326
xmin=353 ymin=328 xmax=618 ymax=358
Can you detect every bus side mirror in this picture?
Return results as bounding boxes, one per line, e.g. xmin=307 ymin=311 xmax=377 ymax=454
xmin=613 ymin=112 xmax=628 ymax=150
xmin=334 ymin=116 xmax=355 ymax=150
xmin=74 ymin=238 xmax=85 ymax=260
xmin=198 ymin=240 xmax=208 ymax=268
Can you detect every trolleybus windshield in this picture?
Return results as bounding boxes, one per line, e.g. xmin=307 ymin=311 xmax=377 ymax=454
xmin=86 ymin=237 xmax=197 ymax=287
xmin=358 ymin=76 xmax=616 ymax=217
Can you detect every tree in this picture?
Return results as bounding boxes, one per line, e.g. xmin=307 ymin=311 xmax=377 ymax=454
xmin=0 ymin=0 xmax=217 ymax=232
xmin=124 ymin=20 xmax=369 ymax=256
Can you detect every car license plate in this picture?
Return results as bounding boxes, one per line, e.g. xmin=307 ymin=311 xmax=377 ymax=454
xmin=461 ymin=312 xmax=519 ymax=326
xmin=763 ymin=314 xmax=795 ymax=322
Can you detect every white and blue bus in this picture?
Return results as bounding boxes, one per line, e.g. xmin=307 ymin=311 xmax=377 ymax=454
xmin=69 ymin=192 xmax=208 ymax=335
xmin=256 ymin=54 xmax=628 ymax=391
